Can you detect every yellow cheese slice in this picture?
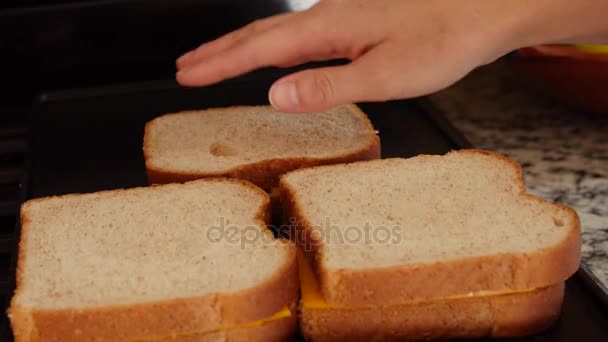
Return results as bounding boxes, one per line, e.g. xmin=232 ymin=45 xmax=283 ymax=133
xmin=134 ymin=306 xmax=292 ymax=341
xmin=298 ymin=249 xmax=329 ymax=309
xmin=231 ymin=306 xmax=292 ymax=329
xmin=298 ymin=248 xmax=331 ymax=309
xmin=298 ymin=250 xmax=537 ymax=310
xmin=573 ymin=45 xmax=608 ymax=54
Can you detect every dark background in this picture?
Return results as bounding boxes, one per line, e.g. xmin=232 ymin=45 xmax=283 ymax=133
xmin=0 ymin=0 xmax=295 ymax=123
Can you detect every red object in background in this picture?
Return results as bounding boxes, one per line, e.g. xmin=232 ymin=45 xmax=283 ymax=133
xmin=513 ymin=45 xmax=608 ymax=114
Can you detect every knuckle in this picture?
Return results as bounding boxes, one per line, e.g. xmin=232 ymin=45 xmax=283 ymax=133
xmin=310 ymin=71 xmax=335 ymax=105
xmin=187 ymin=45 xmax=205 ymax=60
xmin=366 ymin=65 xmax=401 ymax=100
xmin=246 ymin=19 xmax=265 ymax=34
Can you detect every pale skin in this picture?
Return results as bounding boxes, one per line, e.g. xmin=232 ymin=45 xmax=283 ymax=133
xmin=176 ymin=0 xmax=608 ymax=113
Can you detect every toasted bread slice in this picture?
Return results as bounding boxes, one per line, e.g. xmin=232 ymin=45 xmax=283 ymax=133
xmin=280 ymin=149 xmax=580 ymax=306
xmin=9 ymin=179 xmax=298 ymax=342
xmin=144 ymin=105 xmax=380 ymax=190
xmin=140 ymin=312 xmax=297 ymax=342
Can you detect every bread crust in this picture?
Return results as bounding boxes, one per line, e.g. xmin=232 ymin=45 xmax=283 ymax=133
xmin=280 ymin=149 xmax=581 ymax=306
xmin=143 ymin=312 xmax=297 ymax=342
xmin=8 ymin=179 xmax=299 ymax=342
xmin=143 ymin=105 xmax=381 ymax=190
xmin=300 ymin=283 xmax=564 ymax=342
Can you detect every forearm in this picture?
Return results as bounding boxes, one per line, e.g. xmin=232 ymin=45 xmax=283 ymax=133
xmin=500 ymin=0 xmax=608 ymax=48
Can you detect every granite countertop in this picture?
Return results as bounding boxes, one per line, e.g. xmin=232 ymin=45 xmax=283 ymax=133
xmin=429 ymin=61 xmax=608 ymax=289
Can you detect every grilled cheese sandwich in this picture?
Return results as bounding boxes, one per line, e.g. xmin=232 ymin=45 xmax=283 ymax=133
xmin=297 ymin=251 xmax=539 ymax=310
xmin=283 ymin=151 xmax=580 ymax=340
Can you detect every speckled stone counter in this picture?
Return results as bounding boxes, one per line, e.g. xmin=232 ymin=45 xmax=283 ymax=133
xmin=429 ymin=61 xmax=608 ymax=288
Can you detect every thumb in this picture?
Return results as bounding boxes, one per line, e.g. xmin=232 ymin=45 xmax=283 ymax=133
xmin=269 ymin=61 xmax=384 ymax=113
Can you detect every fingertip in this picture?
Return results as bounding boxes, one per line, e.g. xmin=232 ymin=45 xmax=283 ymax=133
xmin=269 ymin=80 xmax=302 ymax=113
xmin=176 ymin=53 xmax=191 ymax=70
xmin=175 ymin=68 xmax=194 ymax=87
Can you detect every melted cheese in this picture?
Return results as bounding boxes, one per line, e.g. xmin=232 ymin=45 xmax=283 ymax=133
xmin=134 ymin=306 xmax=292 ymax=341
xmin=230 ymin=306 xmax=292 ymax=329
xmin=298 ymin=249 xmax=330 ymax=309
xmin=298 ymin=251 xmax=538 ymax=310
xmin=574 ymin=45 xmax=608 ymax=54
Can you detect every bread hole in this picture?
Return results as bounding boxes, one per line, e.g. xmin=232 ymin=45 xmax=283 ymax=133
xmin=209 ymin=142 xmax=239 ymax=157
xmin=553 ymin=217 xmax=564 ymax=227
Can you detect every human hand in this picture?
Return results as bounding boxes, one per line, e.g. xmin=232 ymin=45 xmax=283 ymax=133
xmin=175 ymin=0 xmax=605 ymax=113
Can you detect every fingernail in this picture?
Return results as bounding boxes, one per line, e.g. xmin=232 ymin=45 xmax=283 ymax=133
xmin=269 ymin=81 xmax=299 ymax=111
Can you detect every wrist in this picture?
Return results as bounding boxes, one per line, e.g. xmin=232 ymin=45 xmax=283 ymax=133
xmin=468 ymin=0 xmax=608 ymax=67
xmin=457 ymin=0 xmax=533 ymax=66
xmin=499 ymin=0 xmax=608 ymax=47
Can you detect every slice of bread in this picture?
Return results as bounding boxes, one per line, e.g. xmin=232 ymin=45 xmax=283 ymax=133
xmin=300 ymin=283 xmax=564 ymax=342
xmin=280 ymin=149 xmax=581 ymax=306
xmin=140 ymin=313 xmax=297 ymax=342
xmin=143 ymin=105 xmax=380 ymax=190
xmin=8 ymin=179 xmax=298 ymax=342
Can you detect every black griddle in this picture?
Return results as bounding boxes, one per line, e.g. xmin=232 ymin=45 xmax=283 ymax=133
xmin=1 ymin=67 xmax=607 ymax=341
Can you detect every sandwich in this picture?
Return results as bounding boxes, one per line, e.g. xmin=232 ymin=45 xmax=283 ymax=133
xmin=279 ymin=149 xmax=581 ymax=341
xmin=8 ymin=179 xmax=298 ymax=342
xmin=143 ymin=105 xmax=380 ymax=192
